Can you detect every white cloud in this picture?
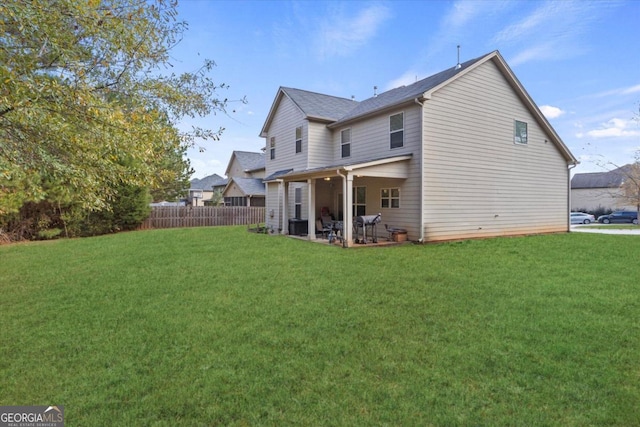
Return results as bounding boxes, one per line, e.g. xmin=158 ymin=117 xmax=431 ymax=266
xmin=493 ymin=2 xmax=554 ymax=43
xmin=577 ymin=118 xmax=640 ymax=139
xmin=539 ymin=105 xmax=565 ymax=119
xmin=442 ymin=0 xmax=486 ymax=29
xmin=590 ymin=83 xmax=640 ymax=98
xmin=316 ymin=4 xmax=391 ymax=59
xmin=509 ymin=43 xmax=555 ymax=66
xmin=622 ymin=84 xmax=640 ymax=95
xmin=385 ymin=71 xmax=421 ymax=91
xmin=494 ymin=0 xmax=601 ymax=65
xmin=189 ymin=157 xmax=224 ymax=179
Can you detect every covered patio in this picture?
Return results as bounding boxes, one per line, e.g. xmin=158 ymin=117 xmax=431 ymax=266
xmin=265 ymin=154 xmax=412 ymax=248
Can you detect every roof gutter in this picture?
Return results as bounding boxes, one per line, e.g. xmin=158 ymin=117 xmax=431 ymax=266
xmin=328 ymin=97 xmax=424 ymax=130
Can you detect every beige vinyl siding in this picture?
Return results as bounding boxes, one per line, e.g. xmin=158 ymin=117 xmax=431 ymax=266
xmin=227 ymin=158 xmax=245 ymax=178
xmin=264 ymin=96 xmax=308 ymax=176
xmin=225 ymin=183 xmax=246 ymax=197
xmin=339 ymin=105 xmax=423 ymax=239
xmin=308 ymin=121 xmax=334 ymax=168
xmin=342 ymin=106 xmax=421 ymax=162
xmin=265 ymin=182 xmax=281 ymax=232
xmin=571 ymin=187 xmax=627 ymax=212
xmin=422 ymin=59 xmax=569 ymax=242
xmin=249 ymin=169 xmax=265 ymax=179
xmin=350 ymin=176 xmax=419 ymax=240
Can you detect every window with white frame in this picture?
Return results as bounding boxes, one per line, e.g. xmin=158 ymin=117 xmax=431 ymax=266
xmin=390 ymin=112 xmax=404 ymax=149
xmin=514 ymin=120 xmax=528 ymax=144
xmin=341 ymin=128 xmax=351 ymax=158
xmin=295 ymin=126 xmax=302 ymax=153
xmin=270 ymin=137 xmax=276 ymax=159
xmin=381 ymin=188 xmax=400 ymax=208
xmin=294 ymin=187 xmax=302 ymax=219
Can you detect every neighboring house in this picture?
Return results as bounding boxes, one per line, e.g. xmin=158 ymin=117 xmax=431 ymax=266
xmin=188 ymin=173 xmax=227 ymax=206
xmin=571 ymin=164 xmax=635 ymax=212
xmin=222 ymin=151 xmax=266 ymax=207
xmin=259 ymin=50 xmax=577 ymax=246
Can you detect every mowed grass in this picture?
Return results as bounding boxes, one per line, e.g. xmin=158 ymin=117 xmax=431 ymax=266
xmin=1 ymin=227 xmax=639 ymax=426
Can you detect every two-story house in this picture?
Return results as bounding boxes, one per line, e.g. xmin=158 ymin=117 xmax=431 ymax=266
xmin=222 ymin=150 xmax=266 ymax=207
xmin=260 ymin=51 xmax=577 ymax=246
xmin=188 ymin=173 xmax=227 ymax=206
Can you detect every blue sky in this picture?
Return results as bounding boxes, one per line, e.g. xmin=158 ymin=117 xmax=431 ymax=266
xmin=171 ymin=0 xmax=640 ymax=179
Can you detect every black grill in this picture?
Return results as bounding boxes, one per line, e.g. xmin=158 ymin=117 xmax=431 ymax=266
xmin=353 ymin=213 xmax=381 ymax=244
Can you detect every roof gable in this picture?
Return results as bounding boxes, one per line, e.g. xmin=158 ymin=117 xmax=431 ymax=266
xmin=260 ymin=87 xmax=357 ymax=137
xmin=223 ymin=177 xmax=265 ymax=197
xmin=330 ymin=50 xmax=576 ymax=164
xmin=225 ymin=150 xmax=265 ymax=176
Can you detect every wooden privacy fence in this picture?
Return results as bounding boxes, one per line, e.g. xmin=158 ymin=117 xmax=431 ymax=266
xmin=139 ymin=206 xmax=265 ymax=229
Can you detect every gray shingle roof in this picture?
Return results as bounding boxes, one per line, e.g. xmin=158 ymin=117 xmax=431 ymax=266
xmin=332 ymin=53 xmax=491 ymax=125
xmin=229 ymin=177 xmax=265 ymax=196
xmin=264 ymin=168 xmax=294 ymax=181
xmin=190 ymin=173 xmax=227 ymax=190
xmin=280 ymin=88 xmax=358 ymax=121
xmin=278 ymin=53 xmax=490 ymax=127
xmin=233 ymin=151 xmax=265 ymax=172
xmin=571 ymin=165 xmax=633 ymax=189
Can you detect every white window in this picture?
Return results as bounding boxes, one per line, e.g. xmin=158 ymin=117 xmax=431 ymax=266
xmin=381 ymin=188 xmax=400 ymax=208
xmin=295 ymin=127 xmax=302 ymax=154
xmin=341 ymin=128 xmax=351 ymax=158
xmin=294 ymin=187 xmax=302 ymax=219
xmin=270 ymin=137 xmax=276 ymax=159
xmin=390 ymin=112 xmax=404 ymax=149
xmin=514 ymin=120 xmax=528 ymax=145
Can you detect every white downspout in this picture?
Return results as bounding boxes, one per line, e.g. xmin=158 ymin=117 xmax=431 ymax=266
xmin=415 ymin=97 xmax=425 ymax=243
xmin=568 ymin=163 xmax=577 ymax=231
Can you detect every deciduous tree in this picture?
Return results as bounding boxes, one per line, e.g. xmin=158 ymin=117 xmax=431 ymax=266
xmin=0 ymin=0 xmax=237 ymax=237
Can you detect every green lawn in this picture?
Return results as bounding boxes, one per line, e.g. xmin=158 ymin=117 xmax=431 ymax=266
xmin=1 ymin=227 xmax=638 ymax=426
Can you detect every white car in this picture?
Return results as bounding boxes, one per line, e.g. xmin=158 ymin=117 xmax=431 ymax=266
xmin=570 ymin=212 xmax=595 ymax=224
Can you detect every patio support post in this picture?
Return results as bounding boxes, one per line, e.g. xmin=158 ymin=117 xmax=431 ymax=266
xmin=308 ymin=178 xmax=316 ymax=240
xmin=338 ymin=170 xmax=353 ymax=248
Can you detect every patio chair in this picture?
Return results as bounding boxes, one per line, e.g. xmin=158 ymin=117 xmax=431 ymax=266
xmin=316 ymin=219 xmax=331 ymax=239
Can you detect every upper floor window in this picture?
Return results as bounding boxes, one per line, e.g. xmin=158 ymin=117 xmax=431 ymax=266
xmin=390 ymin=112 xmax=404 ymax=149
xmin=514 ymin=120 xmax=528 ymax=145
xmin=270 ymin=137 xmax=276 ymax=160
xmin=381 ymin=188 xmax=400 ymax=208
xmin=341 ymin=128 xmax=351 ymax=158
xmin=295 ymin=127 xmax=302 ymax=154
